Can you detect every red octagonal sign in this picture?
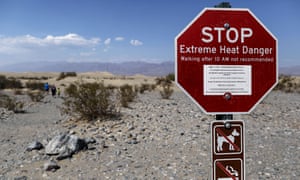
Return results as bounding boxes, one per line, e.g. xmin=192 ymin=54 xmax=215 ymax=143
xmin=175 ymin=8 xmax=278 ymax=114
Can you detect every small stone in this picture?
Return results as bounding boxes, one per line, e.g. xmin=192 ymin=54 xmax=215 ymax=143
xmin=100 ymin=140 xmax=108 ymax=148
xmin=14 ymin=176 xmax=28 ymax=180
xmin=84 ymin=137 xmax=96 ymax=144
xmin=44 ymin=160 xmax=60 ymax=172
xmin=115 ymin=150 xmax=121 ymax=156
xmin=258 ymin=161 xmax=262 ymax=164
xmin=26 ymin=141 xmax=44 ymax=151
xmin=264 ymin=172 xmax=271 ymax=177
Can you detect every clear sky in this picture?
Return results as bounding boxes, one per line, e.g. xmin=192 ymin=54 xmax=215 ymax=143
xmin=0 ymin=0 xmax=299 ymax=67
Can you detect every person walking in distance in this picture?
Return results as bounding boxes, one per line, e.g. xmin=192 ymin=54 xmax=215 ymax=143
xmin=44 ymin=82 xmax=49 ymax=92
xmin=51 ymin=85 xmax=57 ymax=97
xmin=57 ymin=87 xmax=61 ymax=97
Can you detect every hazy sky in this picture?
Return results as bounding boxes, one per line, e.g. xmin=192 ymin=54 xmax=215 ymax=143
xmin=0 ymin=0 xmax=299 ymax=67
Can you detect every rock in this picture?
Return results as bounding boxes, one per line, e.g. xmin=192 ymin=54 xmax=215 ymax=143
xmin=56 ymin=148 xmax=73 ymax=160
xmin=100 ymin=140 xmax=108 ymax=148
xmin=43 ymin=160 xmax=60 ymax=172
xmin=0 ymin=108 xmax=13 ymax=120
xmin=26 ymin=141 xmax=44 ymax=151
xmin=84 ymin=137 xmax=96 ymax=144
xmin=14 ymin=176 xmax=28 ymax=180
xmin=45 ymin=133 xmax=88 ymax=160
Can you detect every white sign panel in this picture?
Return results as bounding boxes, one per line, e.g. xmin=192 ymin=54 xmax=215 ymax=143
xmin=204 ymin=65 xmax=252 ymax=95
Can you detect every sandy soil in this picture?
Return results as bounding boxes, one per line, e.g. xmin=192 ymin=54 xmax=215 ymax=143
xmin=0 ymin=73 xmax=299 ymax=180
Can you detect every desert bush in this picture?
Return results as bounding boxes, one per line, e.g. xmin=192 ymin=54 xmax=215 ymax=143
xmin=57 ymin=72 xmax=77 ymax=81
xmin=14 ymin=89 xmax=23 ymax=95
xmin=27 ymin=90 xmax=45 ymax=102
xmin=139 ymin=83 xmax=152 ymax=94
xmin=6 ymin=77 xmax=23 ymax=89
xmin=0 ymin=75 xmax=6 ymax=89
xmin=166 ymin=73 xmax=175 ymax=81
xmin=274 ymin=75 xmax=299 ymax=93
xmin=26 ymin=81 xmax=44 ymax=91
xmin=0 ymin=75 xmax=22 ymax=89
xmin=119 ymin=84 xmax=137 ymax=107
xmin=18 ymin=76 xmax=49 ymax=80
xmin=107 ymin=84 xmax=118 ymax=90
xmin=156 ymin=76 xmax=174 ymax=99
xmin=63 ymin=82 xmax=119 ymax=121
xmin=160 ymin=85 xmax=174 ymax=99
xmin=0 ymin=93 xmax=24 ymax=113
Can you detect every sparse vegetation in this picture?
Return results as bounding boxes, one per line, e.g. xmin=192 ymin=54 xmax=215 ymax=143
xmin=25 ymin=81 xmax=44 ymax=91
xmin=27 ymin=90 xmax=45 ymax=102
xmin=156 ymin=75 xmax=174 ymax=99
xmin=57 ymin=72 xmax=77 ymax=81
xmin=0 ymin=75 xmax=23 ymax=89
xmin=139 ymin=83 xmax=156 ymax=94
xmin=18 ymin=76 xmax=49 ymax=80
xmin=274 ymin=75 xmax=300 ymax=93
xmin=166 ymin=73 xmax=175 ymax=81
xmin=119 ymin=84 xmax=137 ymax=107
xmin=14 ymin=89 xmax=23 ymax=95
xmin=0 ymin=93 xmax=25 ymax=113
xmin=62 ymin=82 xmax=120 ymax=121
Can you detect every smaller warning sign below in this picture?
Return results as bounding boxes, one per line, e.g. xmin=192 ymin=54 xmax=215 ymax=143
xmin=204 ymin=65 xmax=252 ymax=96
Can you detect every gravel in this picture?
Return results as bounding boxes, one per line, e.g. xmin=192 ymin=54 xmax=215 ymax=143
xmin=0 ymin=90 xmax=299 ymax=179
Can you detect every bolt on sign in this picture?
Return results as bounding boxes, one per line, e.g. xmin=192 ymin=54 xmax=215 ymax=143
xmin=175 ymin=8 xmax=278 ymax=114
xmin=211 ymin=120 xmax=245 ymax=180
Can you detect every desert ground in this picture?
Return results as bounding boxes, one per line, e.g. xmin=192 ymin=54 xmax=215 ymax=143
xmin=0 ymin=72 xmax=299 ymax=180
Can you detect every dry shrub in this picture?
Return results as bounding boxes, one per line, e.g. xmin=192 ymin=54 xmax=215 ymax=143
xmin=57 ymin=72 xmax=77 ymax=81
xmin=63 ymin=82 xmax=119 ymax=121
xmin=166 ymin=73 xmax=175 ymax=81
xmin=119 ymin=84 xmax=137 ymax=107
xmin=14 ymin=89 xmax=23 ymax=95
xmin=139 ymin=83 xmax=156 ymax=94
xmin=18 ymin=76 xmax=49 ymax=80
xmin=156 ymin=76 xmax=174 ymax=99
xmin=27 ymin=90 xmax=45 ymax=102
xmin=0 ymin=75 xmax=23 ymax=89
xmin=160 ymin=85 xmax=174 ymax=99
xmin=0 ymin=93 xmax=25 ymax=113
xmin=274 ymin=75 xmax=299 ymax=93
xmin=26 ymin=81 xmax=44 ymax=91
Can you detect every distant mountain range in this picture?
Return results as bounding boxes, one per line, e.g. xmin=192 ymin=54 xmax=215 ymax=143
xmin=0 ymin=61 xmax=175 ymax=76
xmin=0 ymin=61 xmax=299 ymax=76
xmin=278 ymin=66 xmax=300 ymax=76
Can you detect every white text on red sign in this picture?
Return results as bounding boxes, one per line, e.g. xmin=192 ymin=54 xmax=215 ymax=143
xmin=201 ymin=26 xmax=252 ymax=43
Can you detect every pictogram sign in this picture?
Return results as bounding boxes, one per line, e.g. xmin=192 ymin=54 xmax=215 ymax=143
xmin=212 ymin=120 xmax=245 ymax=180
xmin=215 ymin=159 xmax=243 ymax=180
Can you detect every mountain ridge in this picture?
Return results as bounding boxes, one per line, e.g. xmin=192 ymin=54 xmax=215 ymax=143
xmin=0 ymin=61 xmax=299 ymax=76
xmin=0 ymin=61 xmax=175 ymax=76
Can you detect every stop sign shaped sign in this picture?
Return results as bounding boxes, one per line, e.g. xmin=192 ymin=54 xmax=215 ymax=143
xmin=175 ymin=8 xmax=277 ymax=114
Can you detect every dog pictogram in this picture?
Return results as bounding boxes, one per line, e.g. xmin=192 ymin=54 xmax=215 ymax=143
xmin=217 ymin=128 xmax=240 ymax=152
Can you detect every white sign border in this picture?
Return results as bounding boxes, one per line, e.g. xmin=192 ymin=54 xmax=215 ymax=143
xmin=175 ymin=7 xmax=278 ymax=115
